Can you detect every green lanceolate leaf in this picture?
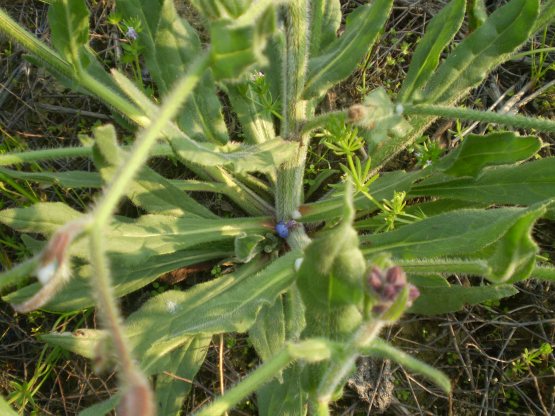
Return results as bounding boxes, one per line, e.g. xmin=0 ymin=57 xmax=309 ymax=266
xmin=303 ymin=0 xmax=392 ymax=99
xmin=171 ymin=136 xmax=298 ymax=175
xmin=124 ymin=253 xmax=298 ymax=370
xmin=309 ymin=0 xmax=341 ymax=56
xmin=532 ymin=265 xmax=555 ymax=282
xmin=422 ymin=0 xmax=539 ymax=104
xmin=210 ymin=20 xmax=259 ymax=80
xmin=48 ymin=0 xmax=89 ymax=64
xmin=113 ymin=66 xmax=298 ymax=177
xmin=4 ymin=248 xmax=231 ymax=312
xmin=92 ymin=124 xmax=217 ymax=218
xmin=468 ymin=0 xmax=488 ymax=30
xmin=256 ymin=365 xmax=306 ymax=416
xmin=364 ymin=338 xmax=451 ymax=393
xmin=189 ymin=0 xmax=252 ymax=20
xmin=224 ymin=82 xmax=276 ymax=145
xmin=249 ymin=296 xmax=286 ymax=362
xmin=397 ymin=0 xmax=465 ymax=102
xmin=0 ymin=167 xmax=102 ymax=188
xmin=234 ymin=233 xmax=267 ymax=263
xmin=435 ymin=132 xmax=541 ymax=177
xmin=117 ymin=0 xmax=228 ymax=144
xmin=155 ymin=335 xmax=211 ymax=416
xmin=43 ymin=332 xmax=211 ymax=414
xmin=0 ymin=396 xmax=17 ymax=416
xmin=209 ymin=5 xmax=276 ymax=80
xmin=485 ymin=204 xmax=545 ymax=283
xmin=410 ymin=157 xmax=555 ymax=206
xmin=37 ymin=258 xmax=275 ymax=368
xmin=355 ymin=199 xmax=485 ymax=231
xmin=361 ymin=206 xmax=543 ymax=260
xmin=0 ymin=203 xmax=269 ymax=261
xmin=0 ymin=202 xmax=81 ymax=236
xmin=78 ymin=397 xmax=120 ymax=416
xmin=0 ymin=257 xmax=39 ymax=293
xmin=409 ymin=278 xmax=518 ymax=315
xmin=41 ymin=329 xmax=101 ymax=359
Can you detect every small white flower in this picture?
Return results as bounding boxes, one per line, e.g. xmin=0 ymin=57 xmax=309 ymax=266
xmin=294 ymin=258 xmax=304 ymax=272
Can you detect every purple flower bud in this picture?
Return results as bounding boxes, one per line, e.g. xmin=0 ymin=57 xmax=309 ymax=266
xmin=365 ymin=265 xmax=419 ymax=318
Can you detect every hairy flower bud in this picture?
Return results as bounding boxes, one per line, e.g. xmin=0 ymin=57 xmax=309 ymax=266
xmin=365 ymin=265 xmax=419 ymax=317
xmin=12 ymin=217 xmax=89 ymax=313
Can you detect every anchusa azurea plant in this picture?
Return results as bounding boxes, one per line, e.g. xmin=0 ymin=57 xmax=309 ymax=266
xmin=1 ymin=0 xmax=555 ymax=415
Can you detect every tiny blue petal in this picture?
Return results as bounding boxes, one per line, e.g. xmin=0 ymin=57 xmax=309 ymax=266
xmin=275 ymin=221 xmax=289 ymax=238
xmin=125 ymin=27 xmax=138 ymax=40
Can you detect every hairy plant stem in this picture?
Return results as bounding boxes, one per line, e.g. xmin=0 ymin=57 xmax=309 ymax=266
xmin=402 ymin=103 xmax=555 ymax=132
xmin=87 ymin=52 xmax=209 ymax=387
xmin=234 ymin=0 xmax=288 ymax=26
xmin=276 ymin=0 xmax=311 ymax=250
xmin=532 ymin=264 xmax=555 ymax=282
xmin=0 ymin=8 xmax=72 ymax=81
xmin=194 ymin=340 xmax=332 ymax=416
xmin=301 ymin=110 xmax=347 ymax=135
xmin=195 ymin=346 xmax=291 ymax=416
xmin=315 ymin=320 xmax=385 ymax=415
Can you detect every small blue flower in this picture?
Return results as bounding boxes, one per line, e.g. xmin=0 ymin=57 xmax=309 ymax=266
xmin=275 ymin=220 xmax=299 ymax=239
xmin=125 ymin=27 xmax=138 ymax=40
xmin=275 ymin=221 xmax=289 ymax=238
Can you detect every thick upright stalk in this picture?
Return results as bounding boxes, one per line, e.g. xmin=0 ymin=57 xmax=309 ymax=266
xmin=276 ymin=0 xmax=311 ymax=249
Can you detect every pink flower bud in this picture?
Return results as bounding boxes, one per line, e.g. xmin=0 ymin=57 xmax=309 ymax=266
xmin=408 ymin=286 xmax=420 ymax=303
xmin=385 ymin=266 xmax=405 ymax=286
xmin=382 ymin=284 xmax=398 ymax=301
xmin=367 ymin=267 xmax=383 ymax=292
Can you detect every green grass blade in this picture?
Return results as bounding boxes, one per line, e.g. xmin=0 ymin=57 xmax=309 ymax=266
xmin=364 ymin=339 xmax=451 ymax=393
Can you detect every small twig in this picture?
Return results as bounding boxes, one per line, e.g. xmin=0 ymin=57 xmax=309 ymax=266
xmin=218 ymin=334 xmax=228 ymax=416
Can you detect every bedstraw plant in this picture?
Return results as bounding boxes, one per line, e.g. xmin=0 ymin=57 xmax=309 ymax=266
xmin=1 ymin=0 xmax=555 ymax=414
